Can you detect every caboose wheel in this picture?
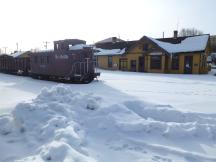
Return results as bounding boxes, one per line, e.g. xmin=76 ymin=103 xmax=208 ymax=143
xmin=81 ymin=75 xmax=94 ymax=84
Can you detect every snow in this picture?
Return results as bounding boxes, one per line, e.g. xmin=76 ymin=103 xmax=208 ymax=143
xmin=1 ymin=70 xmax=216 ymax=162
xmin=94 ymin=48 xmax=125 ymax=56
xmin=95 ymin=37 xmax=124 ymax=44
xmin=148 ymin=35 xmax=209 ymax=54
xmin=30 ymin=44 xmax=91 ymax=53
xmin=0 ymin=74 xmax=56 ymax=114
xmin=34 ymin=49 xmax=54 ymax=53
xmin=0 ymin=52 xmax=27 ymax=58
xmin=69 ymin=44 xmax=91 ymax=50
xmin=11 ymin=51 xmax=26 ymax=58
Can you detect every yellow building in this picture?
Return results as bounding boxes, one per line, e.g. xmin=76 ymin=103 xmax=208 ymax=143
xmin=94 ymin=37 xmax=137 ymax=71
xmin=95 ymin=33 xmax=211 ymax=74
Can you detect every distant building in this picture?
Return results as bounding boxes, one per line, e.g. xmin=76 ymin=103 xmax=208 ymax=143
xmin=95 ymin=31 xmax=211 ymax=74
xmin=94 ymin=39 xmax=137 ymax=70
xmin=95 ymin=37 xmax=124 ymax=44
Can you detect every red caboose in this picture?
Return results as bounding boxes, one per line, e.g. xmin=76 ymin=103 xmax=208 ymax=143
xmin=30 ymin=39 xmax=99 ymax=83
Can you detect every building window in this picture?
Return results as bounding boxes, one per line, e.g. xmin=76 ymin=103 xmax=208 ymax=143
xmin=143 ymin=44 xmax=149 ymax=51
xmin=150 ymin=55 xmax=162 ymax=69
xmin=172 ymin=55 xmax=179 ymax=70
xmin=108 ymin=56 xmax=112 ymax=68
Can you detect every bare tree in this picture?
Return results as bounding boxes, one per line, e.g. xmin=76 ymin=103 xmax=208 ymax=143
xmin=210 ymin=36 xmax=216 ymax=53
xmin=179 ymin=28 xmax=203 ymax=37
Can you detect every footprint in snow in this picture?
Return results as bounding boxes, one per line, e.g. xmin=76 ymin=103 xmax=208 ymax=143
xmin=152 ymin=155 xmax=172 ymax=162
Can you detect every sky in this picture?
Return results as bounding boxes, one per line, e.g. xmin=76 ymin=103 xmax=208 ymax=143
xmin=0 ymin=0 xmax=215 ymax=53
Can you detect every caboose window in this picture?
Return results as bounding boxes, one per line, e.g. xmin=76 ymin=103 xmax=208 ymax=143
xmin=40 ymin=56 xmax=44 ymax=64
xmin=34 ymin=56 xmax=38 ymax=63
xmin=46 ymin=56 xmax=49 ymax=64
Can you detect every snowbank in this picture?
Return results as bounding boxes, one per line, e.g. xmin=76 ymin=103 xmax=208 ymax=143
xmin=0 ymin=84 xmax=216 ymax=162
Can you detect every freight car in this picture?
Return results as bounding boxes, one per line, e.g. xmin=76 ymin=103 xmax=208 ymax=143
xmin=13 ymin=51 xmax=31 ymax=75
xmin=0 ymin=51 xmax=30 ymax=75
xmin=0 ymin=54 xmax=15 ymax=73
xmin=0 ymin=39 xmax=99 ymax=83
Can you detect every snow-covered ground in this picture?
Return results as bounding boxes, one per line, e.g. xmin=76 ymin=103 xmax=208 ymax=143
xmin=0 ymin=70 xmax=216 ymax=162
xmin=0 ymin=74 xmax=56 ymax=114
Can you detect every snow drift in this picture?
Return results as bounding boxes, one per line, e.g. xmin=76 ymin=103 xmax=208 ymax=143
xmin=0 ymin=84 xmax=216 ymax=162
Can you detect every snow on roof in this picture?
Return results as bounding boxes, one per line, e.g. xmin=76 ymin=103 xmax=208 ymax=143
xmin=94 ymin=48 xmax=125 ymax=56
xmin=11 ymin=51 xmax=27 ymax=58
xmin=0 ymin=53 xmax=11 ymax=57
xmin=69 ymin=44 xmax=91 ymax=50
xmin=148 ymin=35 xmax=209 ymax=54
xmin=0 ymin=52 xmax=28 ymax=58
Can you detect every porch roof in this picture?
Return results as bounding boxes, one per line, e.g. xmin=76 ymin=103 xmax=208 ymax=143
xmin=94 ymin=48 xmax=126 ymax=56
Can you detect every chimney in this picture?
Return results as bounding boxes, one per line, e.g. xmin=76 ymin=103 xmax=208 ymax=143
xmin=112 ymin=37 xmax=117 ymax=43
xmin=174 ymin=30 xmax=178 ymax=38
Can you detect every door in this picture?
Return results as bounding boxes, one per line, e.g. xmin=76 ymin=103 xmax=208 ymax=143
xmin=138 ymin=56 xmax=145 ymax=72
xmin=130 ymin=60 xmax=136 ymax=72
xmin=184 ymin=56 xmax=193 ymax=74
xmin=119 ymin=58 xmax=128 ymax=71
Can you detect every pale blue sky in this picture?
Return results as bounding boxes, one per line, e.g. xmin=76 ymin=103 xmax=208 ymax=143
xmin=0 ymin=0 xmax=215 ymax=52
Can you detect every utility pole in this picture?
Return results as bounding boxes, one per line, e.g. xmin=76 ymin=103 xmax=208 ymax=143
xmin=43 ymin=41 xmax=50 ymax=49
xmin=2 ymin=47 xmax=8 ymax=54
xmin=16 ymin=42 xmax=19 ymax=51
xmin=118 ymin=33 xmax=120 ymax=39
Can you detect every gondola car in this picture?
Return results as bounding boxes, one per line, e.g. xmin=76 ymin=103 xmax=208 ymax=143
xmin=0 ymin=51 xmax=31 ymax=75
xmin=0 ymin=54 xmax=15 ymax=73
xmin=13 ymin=51 xmax=31 ymax=75
xmin=30 ymin=39 xmax=99 ymax=83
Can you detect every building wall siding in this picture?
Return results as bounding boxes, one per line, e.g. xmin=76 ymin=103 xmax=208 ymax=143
xmin=97 ymin=55 xmax=120 ymax=70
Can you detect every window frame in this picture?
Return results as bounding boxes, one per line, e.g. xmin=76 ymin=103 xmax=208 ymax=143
xmin=150 ymin=55 xmax=162 ymax=69
xmin=34 ymin=56 xmax=38 ymax=64
xmin=171 ymin=55 xmax=179 ymax=70
xmin=108 ymin=56 xmax=113 ymax=68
